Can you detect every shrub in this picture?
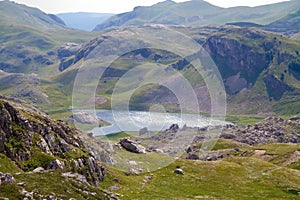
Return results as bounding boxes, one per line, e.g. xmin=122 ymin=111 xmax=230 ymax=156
xmin=20 ymin=152 xmax=54 ymax=171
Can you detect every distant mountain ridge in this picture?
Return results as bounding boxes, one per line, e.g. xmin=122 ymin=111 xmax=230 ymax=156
xmin=227 ymin=8 xmax=300 ymax=37
xmin=93 ymin=0 xmax=300 ymax=31
xmin=0 ymin=0 xmax=97 ymax=73
xmin=57 ymin=12 xmax=114 ymax=31
xmin=268 ymin=9 xmax=300 ymax=30
xmin=0 ymin=0 xmax=65 ymax=29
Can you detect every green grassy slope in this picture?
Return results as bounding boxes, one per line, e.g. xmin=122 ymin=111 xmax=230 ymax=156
xmin=3 ymin=1 xmax=300 ymax=117
xmin=98 ymin=138 xmax=300 ymax=199
xmin=41 ymin=25 xmax=300 ymax=116
xmin=268 ymin=9 xmax=300 ymax=29
xmin=0 ymin=1 xmax=100 ymax=112
xmin=0 ymin=1 xmax=98 ymax=75
xmin=0 ymin=154 xmax=107 ymax=199
xmin=0 ymin=170 xmax=108 ymax=199
xmin=101 ymin=157 xmax=300 ymax=199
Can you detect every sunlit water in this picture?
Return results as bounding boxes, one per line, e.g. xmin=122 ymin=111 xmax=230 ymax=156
xmin=90 ymin=110 xmax=226 ymax=136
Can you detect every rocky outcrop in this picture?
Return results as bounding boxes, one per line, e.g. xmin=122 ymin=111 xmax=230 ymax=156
xmin=67 ymin=111 xmax=99 ymax=125
xmin=57 ymin=38 xmax=104 ymax=71
xmin=290 ymin=116 xmax=300 ymax=121
xmin=119 ymin=138 xmax=146 ymax=154
xmin=73 ymin=37 xmax=104 ymax=63
xmin=186 ymin=149 xmax=240 ymax=161
xmin=57 ymin=43 xmax=82 ymax=71
xmin=184 ymin=116 xmax=300 ymax=161
xmin=59 ymin=56 xmax=75 ymax=72
xmin=166 ymin=124 xmax=180 ymax=133
xmin=46 ymin=159 xmax=65 ymax=170
xmin=193 ymin=116 xmax=300 ymax=146
xmin=0 ymin=96 xmax=105 ymax=185
xmin=58 ymin=43 xmax=81 ymax=59
xmin=0 ymin=73 xmax=49 ymax=104
xmin=33 ymin=55 xmax=53 ymax=65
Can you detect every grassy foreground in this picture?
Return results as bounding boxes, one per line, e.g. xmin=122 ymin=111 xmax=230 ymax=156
xmin=1 ymin=139 xmax=300 ymax=199
xmin=99 ymin=140 xmax=300 ymax=200
xmin=100 ymin=158 xmax=300 ymax=200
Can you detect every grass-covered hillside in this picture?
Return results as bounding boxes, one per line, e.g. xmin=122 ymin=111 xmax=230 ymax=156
xmin=0 ymin=1 xmax=100 ymax=113
xmin=268 ymin=9 xmax=300 ymax=30
xmin=0 ymin=0 xmax=98 ymax=74
xmin=94 ymin=0 xmax=300 ymax=31
xmin=50 ymin=25 xmax=300 ymax=116
xmin=2 ymin=1 xmax=300 ymax=117
xmin=101 ymin=157 xmax=300 ymax=199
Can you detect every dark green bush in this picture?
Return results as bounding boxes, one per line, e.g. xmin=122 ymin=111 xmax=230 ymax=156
xmin=20 ymin=152 xmax=54 ymax=171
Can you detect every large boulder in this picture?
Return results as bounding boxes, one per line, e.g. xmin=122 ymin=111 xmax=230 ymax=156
xmin=119 ymin=138 xmax=146 ymax=154
xmin=174 ymin=168 xmax=184 ymax=175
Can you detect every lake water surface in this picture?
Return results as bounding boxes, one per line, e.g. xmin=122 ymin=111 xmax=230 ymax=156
xmin=91 ymin=110 xmax=225 ymax=136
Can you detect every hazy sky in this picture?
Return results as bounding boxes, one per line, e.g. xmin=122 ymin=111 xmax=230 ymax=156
xmin=9 ymin=0 xmax=290 ymax=14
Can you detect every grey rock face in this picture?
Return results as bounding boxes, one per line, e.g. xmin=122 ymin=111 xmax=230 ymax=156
xmin=0 ymin=97 xmax=105 ymax=185
xmin=47 ymin=159 xmax=65 ymax=170
xmin=186 ymin=153 xmax=200 ymax=160
xmin=203 ymin=35 xmax=268 ymax=95
xmin=0 ymin=172 xmax=15 ymax=185
xmin=59 ymin=56 xmax=75 ymax=71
